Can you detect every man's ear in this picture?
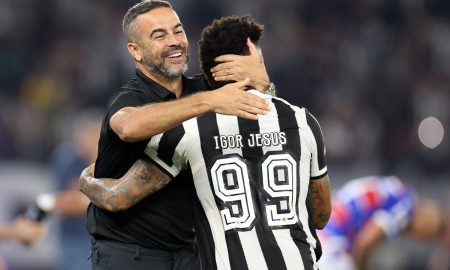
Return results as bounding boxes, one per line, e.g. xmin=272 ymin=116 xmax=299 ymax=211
xmin=127 ymin=42 xmax=142 ymax=62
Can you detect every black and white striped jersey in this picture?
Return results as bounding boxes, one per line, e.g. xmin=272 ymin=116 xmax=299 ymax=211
xmin=145 ymin=90 xmax=328 ymax=270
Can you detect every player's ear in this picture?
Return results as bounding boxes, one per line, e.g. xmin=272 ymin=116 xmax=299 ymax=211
xmin=248 ymin=38 xmax=264 ymax=63
xmin=127 ymin=42 xmax=142 ymax=62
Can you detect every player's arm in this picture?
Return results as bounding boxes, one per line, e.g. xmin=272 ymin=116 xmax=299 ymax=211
xmin=310 ymin=174 xmax=331 ymax=229
xmin=306 ymin=109 xmax=331 ymax=229
xmin=79 ymin=159 xmax=172 ymax=212
xmin=352 ymin=220 xmax=386 ymax=270
xmin=112 ymin=78 xmax=271 ymax=142
xmin=211 ymin=38 xmax=272 ymax=92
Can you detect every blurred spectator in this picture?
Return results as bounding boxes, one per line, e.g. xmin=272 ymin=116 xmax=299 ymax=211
xmin=0 ymin=217 xmax=45 ymax=270
xmin=0 ymin=217 xmax=45 ymax=247
xmin=317 ymin=175 xmax=449 ymax=270
xmin=0 ymin=107 xmax=102 ymax=270
xmin=47 ymin=108 xmax=102 ymax=270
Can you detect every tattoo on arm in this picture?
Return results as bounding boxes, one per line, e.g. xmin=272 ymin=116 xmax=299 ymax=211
xmin=79 ymin=159 xmax=172 ymax=212
xmin=311 ymin=177 xmax=332 ymax=229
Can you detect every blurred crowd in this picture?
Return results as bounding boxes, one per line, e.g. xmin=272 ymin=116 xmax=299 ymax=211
xmin=0 ymin=0 xmax=449 ymax=177
xmin=0 ymin=0 xmax=449 ymax=269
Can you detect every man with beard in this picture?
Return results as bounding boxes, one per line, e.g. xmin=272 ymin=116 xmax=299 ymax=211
xmin=81 ymin=14 xmax=331 ymax=270
xmin=87 ymin=1 xmax=273 ymax=270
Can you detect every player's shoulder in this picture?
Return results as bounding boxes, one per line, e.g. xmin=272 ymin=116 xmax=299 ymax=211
xmin=265 ymin=94 xmax=318 ymax=127
xmin=301 ymin=108 xmax=324 ymax=132
xmin=270 ymin=94 xmax=307 ymax=113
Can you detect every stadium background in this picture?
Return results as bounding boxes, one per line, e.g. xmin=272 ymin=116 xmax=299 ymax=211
xmin=0 ymin=0 xmax=448 ymax=269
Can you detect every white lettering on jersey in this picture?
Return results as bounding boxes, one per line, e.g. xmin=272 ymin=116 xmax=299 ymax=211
xmin=214 ymin=132 xmax=287 ymax=150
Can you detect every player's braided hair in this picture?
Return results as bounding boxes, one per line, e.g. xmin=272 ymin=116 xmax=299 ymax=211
xmin=199 ymin=15 xmax=264 ymax=89
xmin=122 ymin=0 xmax=172 ymax=42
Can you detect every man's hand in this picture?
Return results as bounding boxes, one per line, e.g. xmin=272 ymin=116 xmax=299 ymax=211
xmin=211 ymin=38 xmax=270 ymax=91
xmin=203 ymin=78 xmax=270 ymax=120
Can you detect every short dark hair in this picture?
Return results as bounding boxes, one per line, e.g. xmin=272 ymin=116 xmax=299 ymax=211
xmin=198 ymin=15 xmax=264 ymax=89
xmin=122 ymin=0 xmax=172 ymax=42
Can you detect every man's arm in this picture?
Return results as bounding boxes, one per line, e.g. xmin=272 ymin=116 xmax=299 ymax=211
xmin=111 ymin=79 xmax=271 ymax=142
xmin=79 ymin=159 xmax=171 ymax=212
xmin=310 ymin=174 xmax=331 ymax=229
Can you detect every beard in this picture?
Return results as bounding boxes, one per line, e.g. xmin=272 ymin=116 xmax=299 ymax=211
xmin=142 ymin=45 xmax=189 ymax=80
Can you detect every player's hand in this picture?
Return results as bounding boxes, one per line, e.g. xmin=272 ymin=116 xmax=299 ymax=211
xmin=205 ymin=78 xmax=270 ymax=120
xmin=211 ymin=38 xmax=270 ymax=92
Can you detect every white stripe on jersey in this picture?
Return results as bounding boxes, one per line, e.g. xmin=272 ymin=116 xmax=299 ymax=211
xmin=182 ymin=118 xmax=232 ymax=270
xmin=180 ymin=118 xmax=231 ymax=270
xmin=238 ymin=230 xmax=268 ymax=270
xmin=215 ymin=114 xmax=268 ymax=270
xmin=293 ymin=108 xmax=319 ymax=269
xmin=257 ymin=96 xmax=282 ymax=153
xmin=144 ymin=134 xmax=181 ymax=177
xmin=272 ymin=230 xmax=305 ymax=270
xmin=281 ymin=99 xmax=327 ymax=178
xmin=258 ymin=103 xmax=305 ymax=269
xmin=291 ymin=106 xmax=327 ymax=270
xmin=216 ymin=114 xmax=241 ymax=156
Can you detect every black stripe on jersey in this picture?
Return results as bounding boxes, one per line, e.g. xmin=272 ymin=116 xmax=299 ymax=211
xmin=272 ymin=99 xmax=301 ymax=159
xmin=273 ymin=99 xmax=315 ymax=269
xmin=238 ymin=117 xmax=287 ymax=270
xmin=305 ymin=109 xmax=326 ymax=170
xmin=310 ymin=170 xmax=327 ymax=180
xmin=197 ymin=113 xmax=248 ymax=269
xmin=191 ymin=182 xmax=218 ymax=270
xmin=157 ymin=124 xmax=185 ymax=166
xmin=273 ymin=99 xmax=302 ymax=221
xmin=197 ymin=113 xmax=222 ymax=166
xmin=197 ymin=114 xmax=241 ymax=229
xmin=227 ymin=232 xmax=249 ymax=270
xmin=291 ymin=229 xmax=315 ymax=269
